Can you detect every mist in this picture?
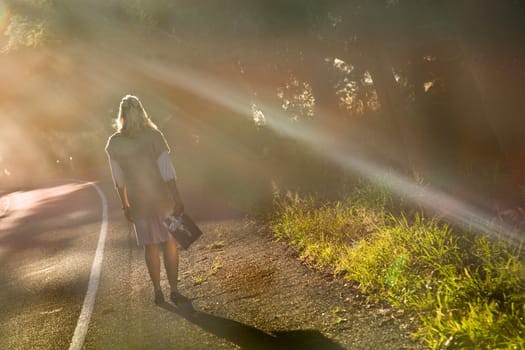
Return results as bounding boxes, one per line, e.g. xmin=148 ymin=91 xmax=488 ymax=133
xmin=1 ymin=0 xmax=524 ymax=223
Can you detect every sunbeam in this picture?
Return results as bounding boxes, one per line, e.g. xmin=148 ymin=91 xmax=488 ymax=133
xmin=108 ymin=50 xmax=520 ymax=243
xmin=0 ymin=1 xmax=522 ymax=243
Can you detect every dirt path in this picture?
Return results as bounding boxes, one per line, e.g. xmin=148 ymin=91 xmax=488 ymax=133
xmin=177 ymin=218 xmax=424 ymax=349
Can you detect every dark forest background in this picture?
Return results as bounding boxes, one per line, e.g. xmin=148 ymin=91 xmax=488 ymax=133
xmin=1 ymin=0 xmax=524 ymax=214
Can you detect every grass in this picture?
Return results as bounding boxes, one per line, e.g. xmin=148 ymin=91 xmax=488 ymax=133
xmin=192 ymin=256 xmax=223 ymax=286
xmin=269 ymin=180 xmax=525 ymax=349
xmin=207 ymin=240 xmax=225 ymax=250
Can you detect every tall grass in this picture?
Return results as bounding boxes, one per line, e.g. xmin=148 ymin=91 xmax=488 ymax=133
xmin=270 ymin=181 xmax=525 ymax=349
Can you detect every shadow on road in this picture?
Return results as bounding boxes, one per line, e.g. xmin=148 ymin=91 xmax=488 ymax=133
xmin=160 ymin=301 xmax=344 ymax=350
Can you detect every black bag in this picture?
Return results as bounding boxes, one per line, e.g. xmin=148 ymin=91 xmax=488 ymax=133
xmin=164 ymin=213 xmax=202 ymax=250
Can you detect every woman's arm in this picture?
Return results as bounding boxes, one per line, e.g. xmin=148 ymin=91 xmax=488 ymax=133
xmin=117 ymin=186 xmax=133 ymax=222
xmin=157 ymin=151 xmax=184 ymax=215
xmin=166 ymin=179 xmax=184 ymax=216
xmin=109 ymin=158 xmax=133 ymax=221
xmin=116 ymin=185 xmax=130 ymax=208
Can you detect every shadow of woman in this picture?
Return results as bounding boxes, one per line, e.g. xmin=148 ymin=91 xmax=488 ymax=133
xmin=160 ymin=301 xmax=345 ymax=350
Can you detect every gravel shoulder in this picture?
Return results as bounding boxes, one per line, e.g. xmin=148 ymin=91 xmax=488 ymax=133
xmin=176 ymin=218 xmax=425 ymax=350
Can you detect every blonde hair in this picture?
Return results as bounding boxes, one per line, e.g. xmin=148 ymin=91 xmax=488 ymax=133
xmin=117 ymin=94 xmax=157 ymax=136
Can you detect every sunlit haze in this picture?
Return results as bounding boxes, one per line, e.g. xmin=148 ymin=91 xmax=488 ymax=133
xmin=1 ymin=1 xmax=523 ymax=240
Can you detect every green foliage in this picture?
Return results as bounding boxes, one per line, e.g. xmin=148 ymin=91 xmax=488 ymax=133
xmin=191 ymin=256 xmax=223 ymax=286
xmin=4 ymin=15 xmax=51 ymax=51
xmin=270 ymin=180 xmax=525 ymax=349
xmin=415 ymin=235 xmax=525 ymax=349
xmin=347 ymin=177 xmax=396 ymax=214
xmin=271 ymin=186 xmax=384 ymax=267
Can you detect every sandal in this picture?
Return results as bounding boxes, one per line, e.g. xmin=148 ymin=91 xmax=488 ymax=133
xmin=154 ymin=290 xmax=164 ymax=305
xmin=170 ymin=291 xmax=190 ymax=305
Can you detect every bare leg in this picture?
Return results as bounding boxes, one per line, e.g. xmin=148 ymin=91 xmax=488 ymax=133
xmin=161 ymin=239 xmax=179 ymax=293
xmin=144 ymin=243 xmax=161 ymax=291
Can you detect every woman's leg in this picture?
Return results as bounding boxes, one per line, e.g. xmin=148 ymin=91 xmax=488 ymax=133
xmin=144 ymin=243 xmax=162 ymax=291
xmin=161 ymin=239 xmax=179 ymax=292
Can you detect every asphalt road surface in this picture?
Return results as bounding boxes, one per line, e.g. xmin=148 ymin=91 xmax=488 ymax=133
xmin=0 ymin=179 xmax=243 ymax=350
xmin=0 ymin=179 xmax=296 ymax=350
xmin=0 ymin=180 xmax=106 ymax=349
xmin=0 ymin=179 xmax=420 ymax=350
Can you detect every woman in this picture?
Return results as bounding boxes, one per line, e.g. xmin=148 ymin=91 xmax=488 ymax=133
xmin=105 ymin=94 xmax=185 ymax=305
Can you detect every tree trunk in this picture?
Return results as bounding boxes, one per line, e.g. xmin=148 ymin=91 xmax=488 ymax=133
xmin=365 ymin=48 xmax=418 ymax=171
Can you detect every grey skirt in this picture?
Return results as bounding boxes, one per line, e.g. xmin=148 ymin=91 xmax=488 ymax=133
xmin=132 ymin=215 xmax=173 ymax=246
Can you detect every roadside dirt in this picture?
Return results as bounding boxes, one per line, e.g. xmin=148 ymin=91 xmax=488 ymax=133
xmin=176 ymin=218 xmax=425 ymax=350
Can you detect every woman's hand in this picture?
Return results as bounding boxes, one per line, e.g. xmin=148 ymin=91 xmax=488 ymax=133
xmin=167 ymin=179 xmax=184 ymax=216
xmin=117 ymin=186 xmax=132 ymax=222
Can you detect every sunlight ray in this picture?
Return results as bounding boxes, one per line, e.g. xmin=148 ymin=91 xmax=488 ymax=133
xmin=116 ymin=54 xmax=521 ymax=243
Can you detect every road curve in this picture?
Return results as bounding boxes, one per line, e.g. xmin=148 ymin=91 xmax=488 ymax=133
xmin=0 ymin=179 xmax=421 ymax=350
xmin=0 ymin=180 xmax=107 ymax=350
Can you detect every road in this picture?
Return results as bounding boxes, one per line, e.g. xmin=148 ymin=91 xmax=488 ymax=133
xmin=0 ymin=180 xmax=239 ymax=349
xmin=0 ymin=180 xmax=105 ymax=349
xmin=0 ymin=179 xmax=420 ymax=350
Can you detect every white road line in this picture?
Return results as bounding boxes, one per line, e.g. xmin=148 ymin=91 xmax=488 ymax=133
xmin=69 ymin=181 xmax=108 ymax=350
xmin=0 ymin=195 xmax=10 ymax=217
